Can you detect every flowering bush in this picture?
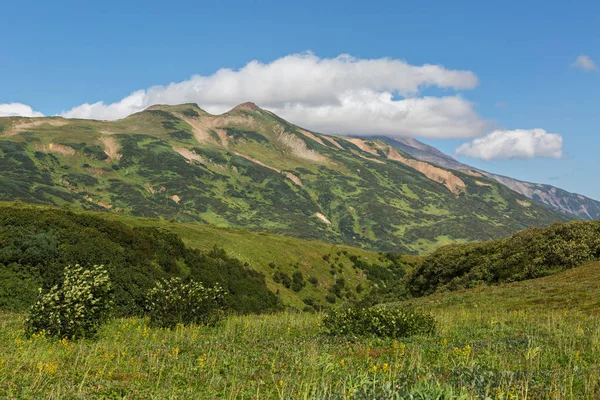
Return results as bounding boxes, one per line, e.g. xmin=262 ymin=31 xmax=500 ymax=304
xmin=321 ymin=306 xmax=436 ymax=338
xmin=145 ymin=277 xmax=225 ymax=328
xmin=25 ymin=264 xmax=113 ymax=339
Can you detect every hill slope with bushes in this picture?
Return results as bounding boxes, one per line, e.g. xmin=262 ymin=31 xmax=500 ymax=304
xmin=409 ymin=220 xmax=600 ymax=296
xmin=0 ymin=203 xmax=406 ymax=312
xmin=0 ymin=103 xmax=569 ymax=252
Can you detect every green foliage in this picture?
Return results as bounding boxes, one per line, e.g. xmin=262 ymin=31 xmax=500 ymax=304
xmin=2 ymin=263 xmax=600 ymax=398
xmin=145 ymin=277 xmax=225 ymax=328
xmin=321 ymin=306 xmax=437 ymax=338
xmin=325 ymin=293 xmax=337 ymax=304
xmin=0 ymin=206 xmax=280 ymax=315
xmin=0 ymin=106 xmax=572 ymax=254
xmin=25 ymin=264 xmax=112 ymax=339
xmin=291 ymin=271 xmax=306 ymax=292
xmin=0 ymin=263 xmax=40 ymax=311
xmin=328 ymin=277 xmax=346 ymax=298
xmin=410 ymin=220 xmax=600 ymax=296
xmin=273 ymin=270 xmax=292 ymax=288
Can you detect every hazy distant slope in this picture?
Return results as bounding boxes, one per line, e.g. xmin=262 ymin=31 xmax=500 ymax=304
xmin=380 ymin=136 xmax=600 ymax=220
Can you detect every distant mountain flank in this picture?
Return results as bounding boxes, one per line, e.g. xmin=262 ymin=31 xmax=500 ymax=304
xmin=0 ymin=102 xmax=569 ymax=253
xmin=379 ymin=137 xmax=600 ymax=220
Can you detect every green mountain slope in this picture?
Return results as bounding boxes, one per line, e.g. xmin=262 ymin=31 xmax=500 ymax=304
xmin=0 ymin=203 xmax=404 ymax=311
xmin=380 ymin=136 xmax=600 ymax=220
xmin=0 ymin=103 xmax=569 ymax=252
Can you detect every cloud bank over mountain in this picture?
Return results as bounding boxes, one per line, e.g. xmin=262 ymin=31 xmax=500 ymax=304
xmin=1 ymin=53 xmax=489 ymax=139
xmin=455 ymin=129 xmax=563 ymax=160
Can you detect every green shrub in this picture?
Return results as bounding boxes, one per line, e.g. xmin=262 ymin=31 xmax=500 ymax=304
xmin=145 ymin=277 xmax=225 ymax=328
xmin=410 ymin=220 xmax=600 ymax=296
xmin=272 ymin=271 xmax=292 ymax=288
xmin=321 ymin=306 xmax=436 ymax=338
xmin=0 ymin=206 xmax=280 ymax=315
xmin=291 ymin=271 xmax=306 ymax=292
xmin=25 ymin=264 xmax=113 ymax=339
xmin=325 ymin=293 xmax=337 ymax=304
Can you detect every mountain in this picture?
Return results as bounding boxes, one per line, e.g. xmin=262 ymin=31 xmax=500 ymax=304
xmin=0 ymin=103 xmax=569 ymax=253
xmin=381 ymin=137 xmax=600 ymax=220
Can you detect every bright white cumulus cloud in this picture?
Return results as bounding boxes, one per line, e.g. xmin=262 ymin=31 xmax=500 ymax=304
xmin=0 ymin=103 xmax=44 ymax=117
xmin=454 ymin=129 xmax=563 ymax=160
xmin=53 ymin=52 xmax=485 ymax=138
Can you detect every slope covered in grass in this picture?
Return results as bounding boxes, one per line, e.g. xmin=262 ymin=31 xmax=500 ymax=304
xmin=0 ymin=202 xmax=406 ymax=311
xmin=409 ymin=220 xmax=600 ymax=296
xmin=403 ymin=262 xmax=600 ymax=314
xmin=1 ymin=263 xmax=599 ymax=398
xmin=0 ymin=104 xmax=568 ymax=252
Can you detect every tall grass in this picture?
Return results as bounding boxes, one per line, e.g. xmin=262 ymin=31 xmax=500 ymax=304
xmin=1 ymin=306 xmax=599 ymax=399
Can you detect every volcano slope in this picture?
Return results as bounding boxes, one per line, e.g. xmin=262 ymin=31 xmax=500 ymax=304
xmin=0 ymin=102 xmax=568 ymax=252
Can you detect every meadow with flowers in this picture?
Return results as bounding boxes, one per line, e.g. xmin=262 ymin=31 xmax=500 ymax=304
xmin=2 ymin=261 xmax=600 ymax=399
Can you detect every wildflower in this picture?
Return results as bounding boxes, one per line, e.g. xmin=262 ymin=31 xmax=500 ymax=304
xmin=198 ymin=354 xmax=207 ymax=368
xmin=339 ymin=359 xmax=345 ymax=368
xmin=169 ymin=347 xmax=180 ymax=358
xmin=371 ymin=365 xmax=378 ymax=373
xmin=347 ymin=387 xmax=355 ymax=398
xmin=278 ymin=379 xmax=284 ymax=387
xmin=382 ymin=363 xmax=389 ymax=372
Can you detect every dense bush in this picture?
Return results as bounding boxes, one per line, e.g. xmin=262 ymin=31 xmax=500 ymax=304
xmin=321 ymin=306 xmax=436 ymax=338
xmin=291 ymin=271 xmax=306 ymax=292
xmin=25 ymin=264 xmax=112 ymax=339
xmin=410 ymin=221 xmax=600 ymax=296
xmin=272 ymin=271 xmax=292 ymax=288
xmin=145 ymin=277 xmax=225 ymax=328
xmin=0 ymin=205 xmax=281 ymax=315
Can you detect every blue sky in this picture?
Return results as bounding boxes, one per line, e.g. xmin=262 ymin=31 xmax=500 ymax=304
xmin=1 ymin=0 xmax=599 ymax=199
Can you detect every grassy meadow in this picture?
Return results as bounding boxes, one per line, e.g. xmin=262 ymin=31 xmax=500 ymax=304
xmin=2 ymin=264 xmax=600 ymax=399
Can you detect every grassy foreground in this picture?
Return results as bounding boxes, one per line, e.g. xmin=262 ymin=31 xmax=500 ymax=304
xmin=2 ymin=266 xmax=600 ymax=399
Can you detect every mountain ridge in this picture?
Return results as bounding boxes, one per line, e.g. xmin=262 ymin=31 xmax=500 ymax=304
xmin=379 ymin=136 xmax=600 ymax=220
xmin=0 ymin=102 xmax=570 ymax=252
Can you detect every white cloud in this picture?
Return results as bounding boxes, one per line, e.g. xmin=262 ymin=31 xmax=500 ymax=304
xmin=572 ymin=55 xmax=597 ymax=71
xmin=57 ymin=52 xmax=484 ymax=138
xmin=454 ymin=129 xmax=563 ymax=160
xmin=0 ymin=103 xmax=44 ymax=117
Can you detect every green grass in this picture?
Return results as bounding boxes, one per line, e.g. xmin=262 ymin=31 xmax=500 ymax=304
xmin=0 ymin=202 xmax=391 ymax=309
xmin=89 ymin=207 xmax=389 ymax=309
xmin=1 ymin=264 xmax=600 ymax=398
xmin=401 ymin=262 xmax=600 ymax=314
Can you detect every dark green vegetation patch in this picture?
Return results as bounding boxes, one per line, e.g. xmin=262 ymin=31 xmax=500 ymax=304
xmin=409 ymin=220 xmax=600 ymax=296
xmin=0 ymin=205 xmax=281 ymax=315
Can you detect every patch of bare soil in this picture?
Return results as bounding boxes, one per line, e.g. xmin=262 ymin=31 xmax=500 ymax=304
xmin=315 ymin=212 xmax=332 ymax=224
xmin=297 ymin=129 xmax=327 ymax=146
xmin=274 ymin=125 xmax=326 ymax=163
xmin=3 ymin=118 xmax=68 ymax=136
xmin=387 ymin=148 xmax=466 ymax=195
xmin=100 ymin=137 xmax=122 ymax=160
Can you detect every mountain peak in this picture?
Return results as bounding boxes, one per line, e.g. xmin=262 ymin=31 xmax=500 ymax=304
xmin=231 ymin=102 xmax=261 ymax=112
